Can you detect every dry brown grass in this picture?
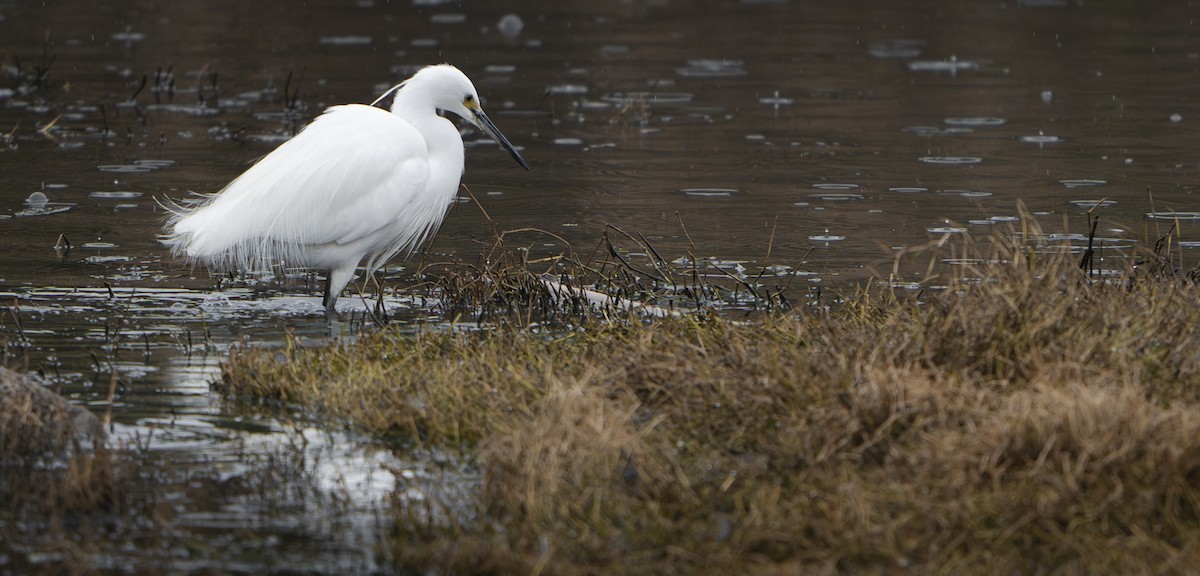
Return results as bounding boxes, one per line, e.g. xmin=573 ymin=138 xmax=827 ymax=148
xmin=219 ymin=226 xmax=1200 ymax=574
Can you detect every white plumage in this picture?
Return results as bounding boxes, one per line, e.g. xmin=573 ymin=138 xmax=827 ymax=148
xmin=162 ymin=64 xmax=529 ymax=312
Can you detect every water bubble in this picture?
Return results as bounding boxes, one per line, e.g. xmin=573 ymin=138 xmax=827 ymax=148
xmin=498 ymin=13 xmax=524 ymax=38
xmin=1170 ymin=113 xmax=1183 ymax=123
xmin=553 ymin=138 xmax=583 ymax=146
xmin=25 ymin=192 xmax=49 ymax=206
xmin=812 ymin=183 xmax=860 ymax=190
xmin=928 ymin=226 xmax=967 ymax=234
xmin=1041 ymin=90 xmax=1053 ymax=104
xmin=411 ymin=38 xmax=438 ymax=48
xmin=888 ymin=187 xmax=928 ymax=194
xmin=485 ymin=64 xmax=517 ymax=74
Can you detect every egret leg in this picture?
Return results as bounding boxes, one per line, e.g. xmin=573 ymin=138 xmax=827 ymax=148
xmin=322 ymin=265 xmax=357 ymax=313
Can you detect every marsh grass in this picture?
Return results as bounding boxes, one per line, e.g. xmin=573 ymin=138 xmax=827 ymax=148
xmin=218 ymin=216 xmax=1200 ymax=574
xmin=405 ymin=209 xmax=798 ymax=327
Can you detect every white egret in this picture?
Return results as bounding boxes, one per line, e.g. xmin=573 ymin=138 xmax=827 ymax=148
xmin=162 ymin=64 xmax=529 ymax=313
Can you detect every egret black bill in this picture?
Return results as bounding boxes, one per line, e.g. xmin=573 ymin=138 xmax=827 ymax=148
xmin=472 ymin=108 xmax=530 ymax=171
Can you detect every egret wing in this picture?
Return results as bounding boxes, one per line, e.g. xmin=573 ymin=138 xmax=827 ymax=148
xmin=167 ymin=105 xmax=432 ymax=271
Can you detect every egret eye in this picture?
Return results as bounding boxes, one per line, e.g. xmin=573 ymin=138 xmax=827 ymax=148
xmin=463 ymin=94 xmax=476 ymax=106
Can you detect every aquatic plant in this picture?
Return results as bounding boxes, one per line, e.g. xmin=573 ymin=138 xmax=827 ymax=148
xmin=219 ymin=219 xmax=1200 ymax=574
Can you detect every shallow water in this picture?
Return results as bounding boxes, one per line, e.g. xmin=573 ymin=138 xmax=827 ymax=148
xmin=3 ymin=0 xmax=1200 ymax=571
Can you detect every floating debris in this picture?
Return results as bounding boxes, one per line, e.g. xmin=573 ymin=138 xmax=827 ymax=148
xmin=548 ymin=84 xmax=588 ymax=95
xmin=320 ymin=36 xmax=372 ymax=45
xmin=85 ymin=255 xmax=132 ymax=264
xmin=868 ymin=39 xmax=927 ymax=59
xmin=145 ymin=103 xmax=220 ymax=116
xmin=430 ymin=13 xmax=466 ymax=24
xmin=908 ymin=57 xmax=980 ymax=73
xmin=16 ymin=192 xmax=74 ymax=217
xmin=97 ymin=159 xmax=174 ymax=173
xmin=810 ymin=193 xmax=864 ymax=201
xmin=601 ymin=92 xmax=693 ymax=105
xmin=902 ymin=125 xmax=975 ymax=137
xmin=1019 ymin=134 xmax=1062 ymax=144
xmin=1060 ymin=179 xmax=1107 ymax=188
xmin=759 ymin=92 xmax=794 ymax=106
xmin=944 ymin=117 xmax=1006 ymax=126
xmin=1047 ymin=233 xmax=1089 ymax=242
xmin=676 ymin=59 xmax=748 ymax=77
xmin=809 ymin=230 xmax=846 ymax=242
xmin=1069 ymin=199 xmax=1116 ymax=209
xmin=112 ymin=32 xmax=146 ymax=42
xmin=919 ymin=156 xmax=983 ymax=165
xmin=136 ymin=159 xmax=176 ymax=168
xmin=681 ymin=188 xmax=737 ymax=197
xmin=89 ymin=191 xmax=144 ymax=200
xmin=1147 ymin=211 xmax=1200 ymax=221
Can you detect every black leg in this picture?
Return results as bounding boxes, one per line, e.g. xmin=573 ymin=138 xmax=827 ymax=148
xmin=322 ymin=273 xmax=338 ymax=314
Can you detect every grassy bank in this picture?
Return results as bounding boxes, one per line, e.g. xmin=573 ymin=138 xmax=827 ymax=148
xmin=220 ymin=235 xmax=1200 ymax=574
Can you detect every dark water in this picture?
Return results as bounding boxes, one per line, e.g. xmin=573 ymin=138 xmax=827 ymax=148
xmin=3 ymin=0 xmax=1200 ymax=571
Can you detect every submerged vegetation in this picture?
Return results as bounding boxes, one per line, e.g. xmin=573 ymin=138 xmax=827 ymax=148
xmin=217 ymin=220 xmax=1200 ymax=574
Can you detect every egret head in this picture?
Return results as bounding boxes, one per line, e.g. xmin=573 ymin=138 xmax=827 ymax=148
xmin=384 ymin=65 xmax=530 ymax=171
